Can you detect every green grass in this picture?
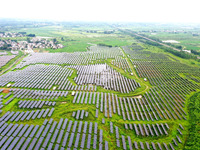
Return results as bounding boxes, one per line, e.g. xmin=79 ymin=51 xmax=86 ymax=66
xmin=184 ymin=92 xmax=200 ymax=150
xmin=47 ymin=33 xmax=135 ymax=53
xmin=9 ymin=26 xmax=136 ymax=53
xmin=10 ymin=26 xmax=64 ymax=37
xmin=0 ymin=37 xmax=27 ymax=41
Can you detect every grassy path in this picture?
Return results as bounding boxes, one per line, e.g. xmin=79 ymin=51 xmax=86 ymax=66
xmin=120 ymin=47 xmax=150 ymax=94
xmin=0 ymin=52 xmax=26 ymax=75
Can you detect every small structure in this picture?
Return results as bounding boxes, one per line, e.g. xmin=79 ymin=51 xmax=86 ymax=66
xmin=144 ymin=78 xmax=147 ymax=81
xmin=53 ymin=86 xmax=56 ymax=90
xmin=7 ymin=83 xmax=12 ymax=87
xmin=102 ymin=118 xmax=105 ymax=124
xmin=71 ymin=91 xmax=75 ymax=96
xmin=130 ymin=73 xmax=134 ymax=76
xmin=182 ymin=50 xmax=191 ymax=53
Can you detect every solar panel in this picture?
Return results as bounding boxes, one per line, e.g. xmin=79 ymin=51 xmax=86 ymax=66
xmin=68 ymin=132 xmax=75 ymax=148
xmin=15 ymin=137 xmax=26 ymax=150
xmin=62 ymin=132 xmax=69 ymax=147
xmin=57 ymin=129 xmax=64 ymax=144
xmin=67 ymin=121 xmax=73 ymax=132
xmin=62 ymin=118 xmax=68 ymax=130
xmin=7 ymin=137 xmax=20 ymax=150
xmin=43 ymin=133 xmax=52 ymax=148
xmin=29 ymin=125 xmax=39 ymax=138
xmin=51 ymin=129 xmax=59 ymax=143
xmin=18 ymin=124 xmax=29 ymax=137
xmin=24 ymin=125 xmax=34 ymax=138
xmin=57 ymin=118 xmax=63 ymax=129
xmin=86 ymin=134 xmax=91 ymax=149
xmin=74 ymin=133 xmax=80 ymax=148
xmin=72 ymin=121 xmax=78 ymax=133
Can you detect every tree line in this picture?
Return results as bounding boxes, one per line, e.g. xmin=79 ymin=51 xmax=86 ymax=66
xmin=184 ymin=92 xmax=200 ymax=150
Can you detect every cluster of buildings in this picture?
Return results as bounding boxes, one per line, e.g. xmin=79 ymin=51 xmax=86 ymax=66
xmin=0 ymin=51 xmax=8 ymax=55
xmin=0 ymin=37 xmax=64 ymax=51
xmin=0 ymin=32 xmax=25 ymax=38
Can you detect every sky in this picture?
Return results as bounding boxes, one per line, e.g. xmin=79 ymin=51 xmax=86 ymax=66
xmin=0 ymin=0 xmax=199 ymax=23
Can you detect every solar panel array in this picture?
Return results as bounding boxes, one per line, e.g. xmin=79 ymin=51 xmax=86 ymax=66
xmin=72 ymin=64 xmax=140 ymax=93
xmin=0 ymin=119 xmax=108 ymax=150
xmin=0 ymin=44 xmax=198 ymax=149
xmin=11 ymin=88 xmax=68 ymax=100
xmin=0 ymin=63 xmax=140 ymax=93
xmin=0 ymin=55 xmax=16 ymax=68
xmin=15 ymin=46 xmax=123 ymax=69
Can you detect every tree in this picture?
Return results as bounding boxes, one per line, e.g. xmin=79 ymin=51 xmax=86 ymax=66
xmin=98 ymin=43 xmax=112 ymax=47
xmin=27 ymin=38 xmax=31 ymax=43
xmin=53 ymin=38 xmax=57 ymax=44
xmin=0 ymin=43 xmax=11 ymax=50
xmin=27 ymin=34 xmax=35 ymax=37
xmin=191 ymin=50 xmax=200 ymax=56
xmin=19 ymin=32 xmax=26 ymax=35
xmin=184 ymin=92 xmax=200 ymax=150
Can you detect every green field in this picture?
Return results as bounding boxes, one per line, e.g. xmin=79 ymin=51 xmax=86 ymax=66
xmin=144 ymin=32 xmax=200 ymax=51
xmin=8 ymin=25 xmax=136 ymax=53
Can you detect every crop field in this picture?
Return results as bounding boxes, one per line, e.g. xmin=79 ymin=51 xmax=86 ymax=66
xmin=145 ymin=32 xmax=200 ymax=51
xmin=0 ymin=25 xmax=200 ymax=150
xmin=9 ymin=25 xmax=136 ymax=53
